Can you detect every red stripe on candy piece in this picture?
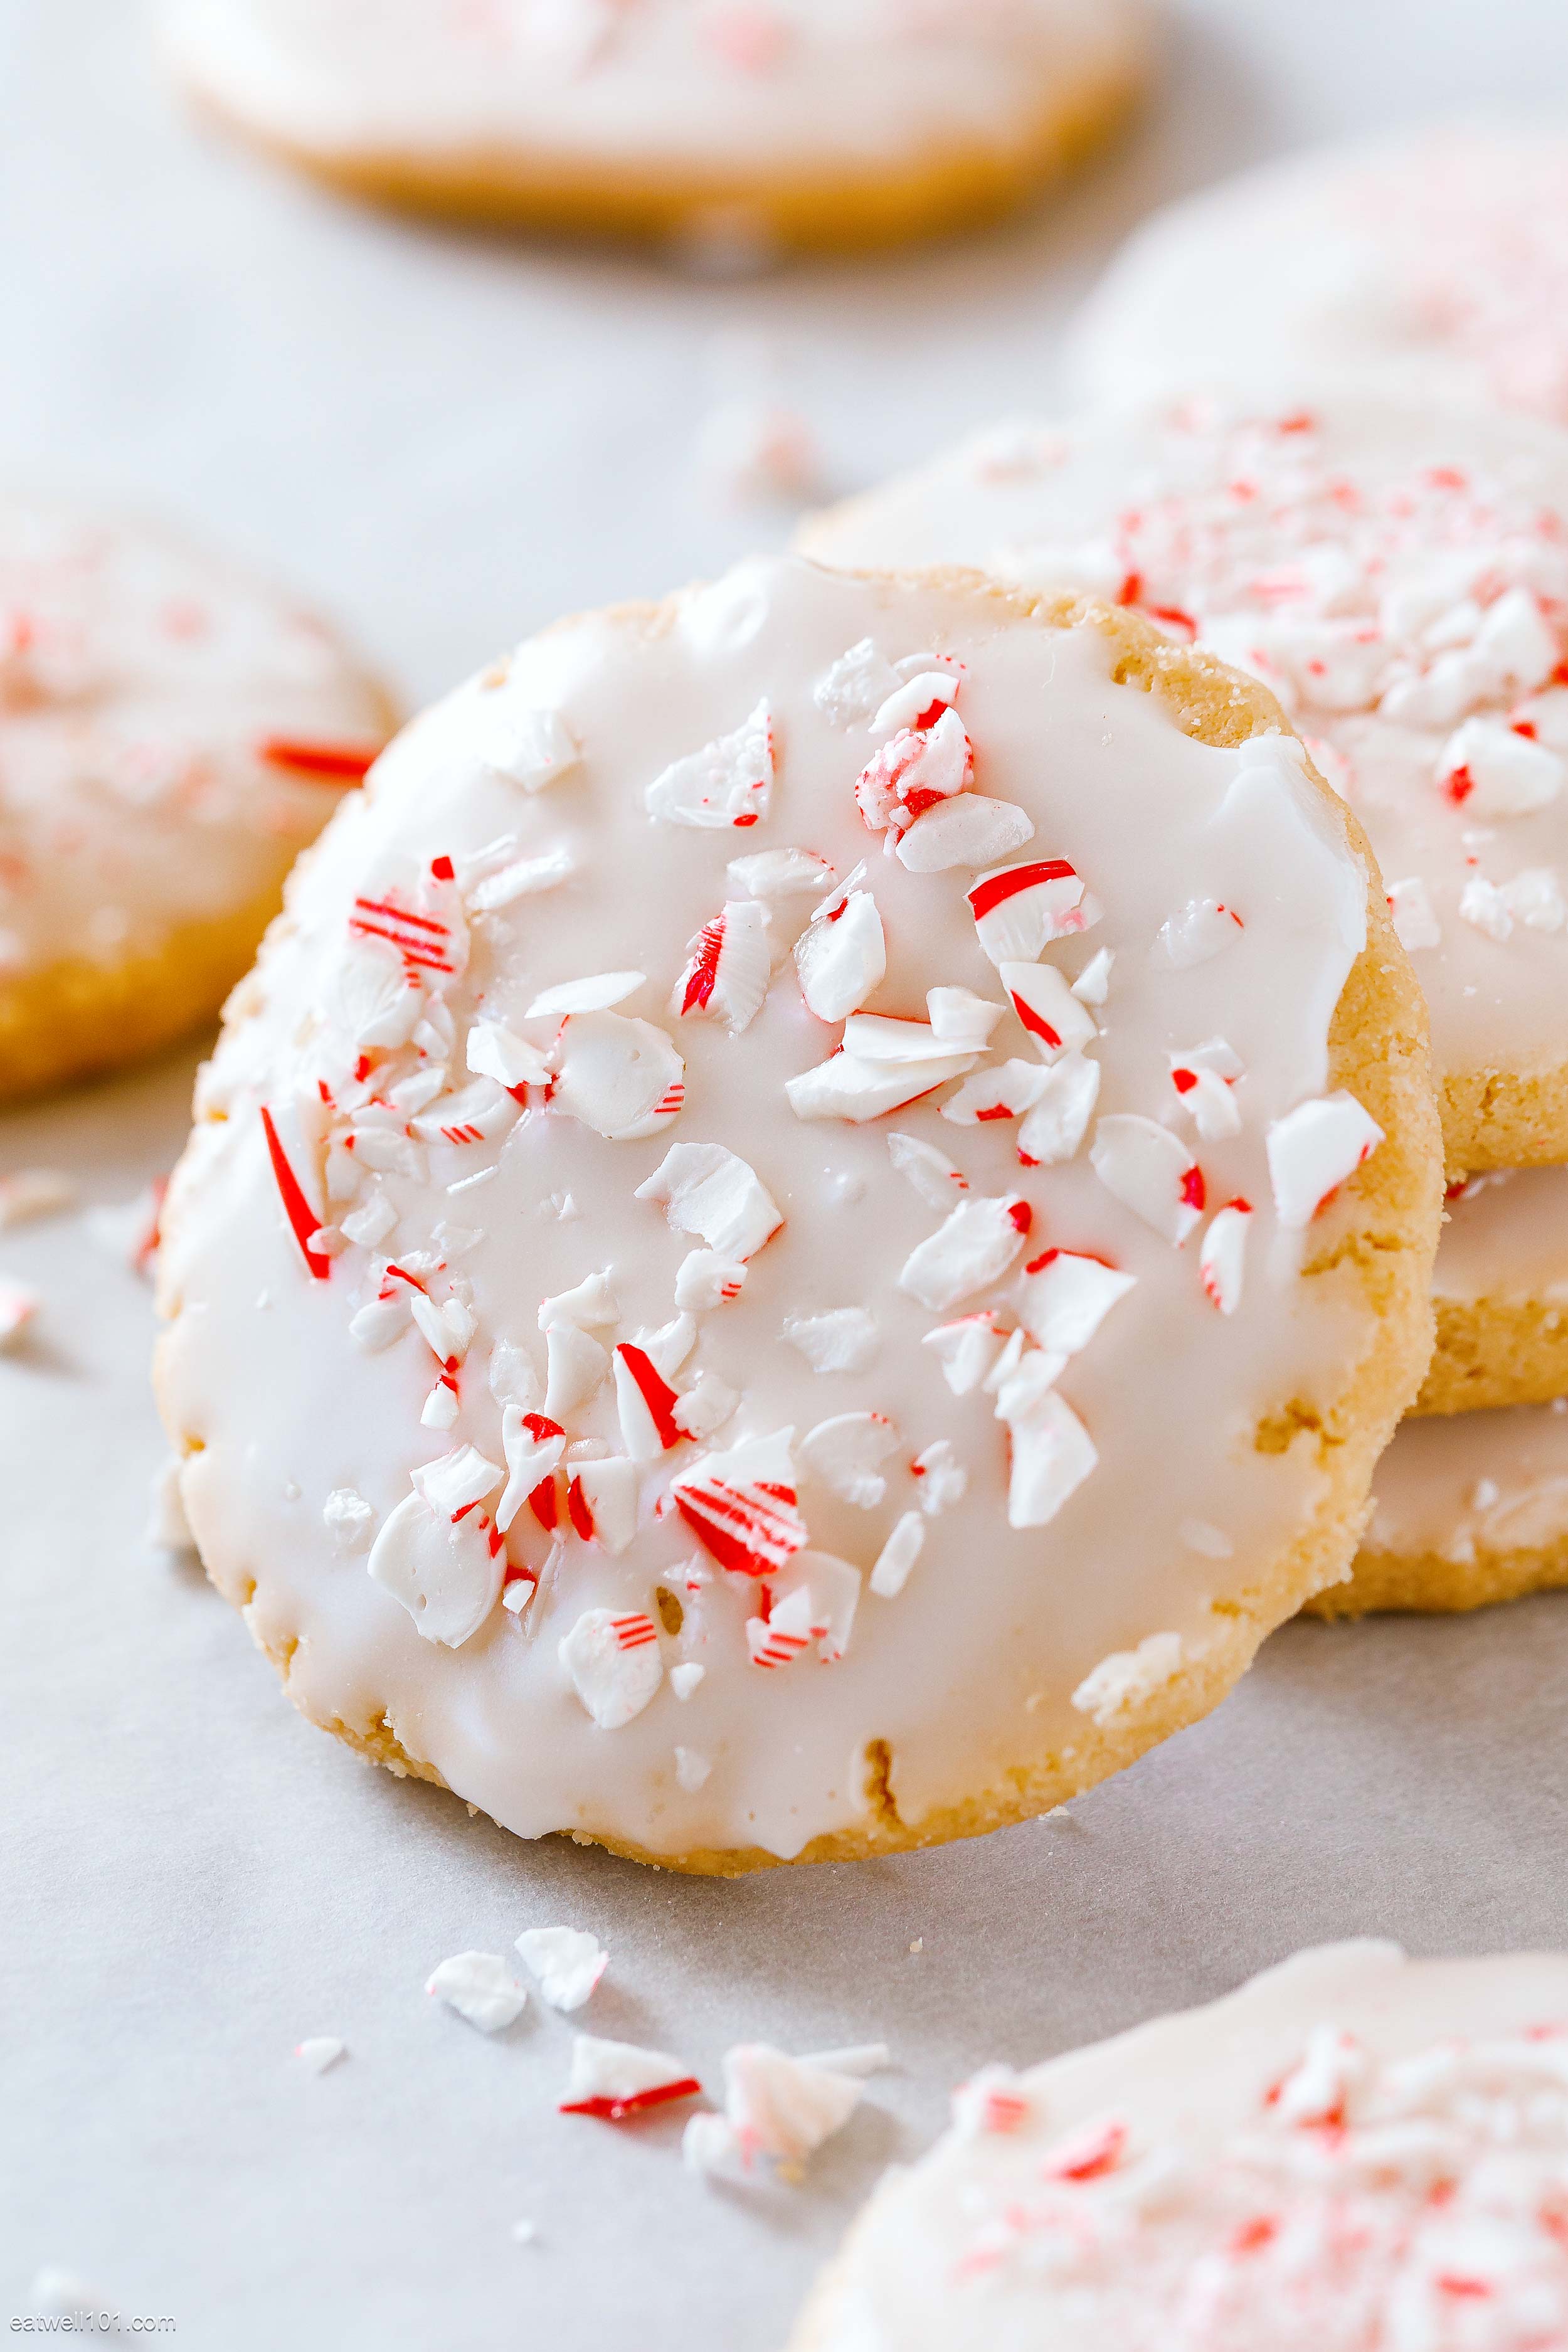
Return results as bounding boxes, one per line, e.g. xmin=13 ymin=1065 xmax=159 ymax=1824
xmin=967 ymin=860 xmax=1076 ymax=923
xmin=617 ymin=1343 xmax=683 ymax=1451
xmin=1180 ymin=1165 xmax=1206 ymax=1214
xmin=567 ymin=1478 xmax=593 ymax=1542
xmin=258 ymin=736 xmax=381 ymax=783
xmin=430 ymin=856 xmax=455 ymax=882
xmin=529 ymin=1476 xmax=559 ymax=1531
xmin=351 ymin=897 xmax=450 ymax=939
xmin=559 ymin=2077 xmax=702 ymax=2123
xmin=260 ymin=1108 xmax=330 ymax=1279
xmin=680 ymin=919 xmax=724 ymax=1014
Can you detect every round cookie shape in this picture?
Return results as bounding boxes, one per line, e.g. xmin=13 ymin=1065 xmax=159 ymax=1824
xmin=1066 ymin=119 xmax=1568 ymax=420
xmin=158 ymin=0 xmax=1150 ymax=254
xmin=1319 ymin=1397 xmax=1568 ymax=1618
xmin=802 ymin=395 xmax=1568 ymax=1177
xmin=0 ymin=498 xmax=394 ymax=1100
xmin=154 ymin=554 xmax=1437 ymax=1873
xmin=791 ymin=1941 xmax=1568 ymax=2351
xmin=1417 ymin=1165 xmax=1568 ymax=1416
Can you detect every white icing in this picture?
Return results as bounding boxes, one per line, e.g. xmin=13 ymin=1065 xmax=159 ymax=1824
xmin=1435 ymin=1165 xmax=1568 ymax=1306
xmin=159 ymin=555 xmax=1381 ymax=1863
xmin=799 ymin=1941 xmax=1568 ymax=2350
xmin=159 ymin=0 xmax=1147 ymax=190
xmin=0 ymin=499 xmax=387 ymax=982
xmin=1068 ymin=120 xmax=1568 ymax=423
xmin=1365 ymin=1397 xmax=1568 ymax=1562
xmin=802 ymin=394 xmax=1568 ymax=1099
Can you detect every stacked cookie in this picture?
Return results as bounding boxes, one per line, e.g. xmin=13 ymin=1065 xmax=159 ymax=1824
xmin=803 ymin=389 xmax=1568 ymax=1621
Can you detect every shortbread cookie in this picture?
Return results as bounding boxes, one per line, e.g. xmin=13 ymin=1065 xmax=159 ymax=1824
xmin=1317 ymin=1398 xmax=1568 ymax=1616
xmin=1067 ymin=119 xmax=1568 ymax=420
xmin=159 ymin=0 xmax=1150 ymax=255
xmin=154 ymin=554 xmax=1438 ymax=1874
xmin=791 ymin=1939 xmax=1568 ymax=2350
xmin=0 ymin=498 xmax=394 ymax=1101
xmin=802 ymin=395 xmax=1568 ymax=1177
xmin=1418 ymin=1165 xmax=1568 ymax=1415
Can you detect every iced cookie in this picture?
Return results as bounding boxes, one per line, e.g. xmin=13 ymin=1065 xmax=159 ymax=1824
xmin=0 ymin=498 xmax=395 ymax=1101
xmin=1318 ymin=1398 xmax=1568 ymax=1617
xmin=1066 ymin=119 xmax=1568 ymax=420
xmin=158 ymin=0 xmax=1150 ymax=255
xmin=154 ymin=554 xmax=1437 ymax=1873
xmin=1417 ymin=1166 xmax=1568 ymax=1416
xmin=791 ymin=1939 xmax=1568 ymax=2350
xmin=802 ymin=395 xmax=1568 ymax=1178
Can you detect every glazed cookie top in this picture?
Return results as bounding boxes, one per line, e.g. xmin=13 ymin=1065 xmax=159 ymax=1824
xmin=1436 ymin=1165 xmax=1568 ymax=1306
xmin=793 ymin=1941 xmax=1568 ymax=2351
xmin=1067 ymin=120 xmax=1568 ymax=421
xmin=803 ymin=396 xmax=1568 ymax=1164
xmin=1367 ymin=1399 xmax=1568 ymax=1563
xmin=157 ymin=555 xmax=1415 ymax=1867
xmin=161 ymin=0 xmax=1145 ymax=177
xmin=0 ymin=499 xmax=391 ymax=982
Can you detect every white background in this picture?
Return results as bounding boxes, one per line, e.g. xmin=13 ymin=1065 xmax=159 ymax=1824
xmin=4 ymin=4 xmax=1568 ymax=2346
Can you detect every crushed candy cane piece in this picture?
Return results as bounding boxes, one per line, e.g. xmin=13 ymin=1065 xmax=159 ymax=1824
xmin=568 ymin=1457 xmax=637 ymax=1552
xmin=1154 ymin=897 xmax=1244 ymax=968
xmin=479 ymin=702 xmax=580 ymax=791
xmin=466 ymin=1019 xmax=552 ymax=1088
xmin=551 ymin=1011 xmax=684 ymax=1142
xmin=675 ymin=1747 xmax=712 ymax=1792
xmin=672 ymin=1428 xmax=807 ymax=1576
xmin=539 ymin=1270 xmax=618 ymax=1331
xmin=1000 ymin=961 xmax=1097 ymax=1061
xmin=911 ymin=1439 xmax=967 ymax=1514
xmin=728 ymin=845 xmax=834 ymax=898
xmin=544 ymin=1322 xmax=608 ymax=1416
xmin=686 ymin=2045 xmax=864 ymax=2180
xmin=260 ymin=1106 xmax=330 ymax=1279
xmin=1017 ymin=1054 xmax=1101 ymax=1166
xmin=413 ymin=1443 xmax=502 ymax=1517
xmin=645 ymin=699 xmax=773 ymax=829
xmin=1200 ymin=1199 xmax=1253 ymax=1313
xmin=779 ymin=1308 xmax=878 ymax=1372
xmin=794 ymin=884 xmax=886 ymax=1022
xmin=813 ymin=639 xmax=900 ymax=726
xmin=1091 ymin=1116 xmax=1204 ymax=1244
xmin=952 ymin=2063 xmax=1034 ymax=2139
xmin=968 ymin=859 xmax=1099 ymax=966
xmin=926 ymin=987 xmax=1005 ymax=1049
xmin=497 ymin=1407 xmax=566 ymax=1533
xmin=800 ymin=1412 xmax=900 ymax=1508
xmin=786 ymin=1041 xmax=975 ymax=1123
xmin=425 ymin=1952 xmax=527 ymax=2032
xmin=923 ymin=1313 xmax=1007 ymax=1396
xmin=635 ymin=1141 xmax=782 ymax=1261
xmin=996 ymin=1374 xmax=1097 ymax=1530
xmin=869 ymin=669 xmax=959 ymax=735
xmin=295 ymin=2037 xmax=345 ymax=2074
xmin=527 ymin=970 xmax=644 ymax=1017
xmin=1267 ymin=1092 xmax=1384 ymax=1227
xmin=367 ymin=1490 xmax=504 ymax=1648
xmin=672 ymin=899 xmax=772 ymax=1033
xmin=614 ymin=1341 xmax=684 ymax=1459
xmin=896 ymin=794 xmax=1034 ymax=872
xmin=940 ymin=1059 xmax=1050 ymax=1126
xmin=1071 ymin=1631 xmax=1185 ymax=1725
xmin=1014 ymin=1249 xmax=1136 ymax=1355
xmin=1071 ymin=948 xmax=1113 ymax=1005
xmin=854 ymin=707 xmax=972 ymax=837
xmin=323 ymin=1486 xmax=374 ymax=1554
xmin=670 ymin=1663 xmax=706 ymax=1700
xmin=1438 ymin=714 xmax=1563 ymax=816
xmin=898 ymin=1194 xmax=1031 ymax=1311
xmin=674 ymin=1249 xmax=747 ymax=1310
xmin=465 ymin=847 xmax=575 ymax=913
xmin=559 ymin=2035 xmax=700 ymax=2121
xmin=559 ymin=1609 xmax=663 ymax=1729
xmin=1385 ymin=875 xmax=1441 ymax=952
xmin=871 ymin=1511 xmax=926 ymax=1597
xmin=516 ymin=1926 xmax=607 ymax=2012
xmin=887 ymin=1131 xmax=970 ymax=1209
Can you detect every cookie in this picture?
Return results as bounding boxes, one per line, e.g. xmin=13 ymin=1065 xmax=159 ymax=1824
xmin=1067 ymin=119 xmax=1568 ymax=421
xmin=0 ymin=498 xmax=395 ymax=1101
xmin=158 ymin=0 xmax=1150 ymax=255
xmin=790 ymin=1939 xmax=1568 ymax=2349
xmin=1417 ymin=1165 xmax=1568 ymax=1416
xmin=154 ymin=554 xmax=1437 ymax=1875
xmin=1315 ymin=1397 xmax=1568 ymax=1618
xmin=802 ymin=394 xmax=1568 ymax=1179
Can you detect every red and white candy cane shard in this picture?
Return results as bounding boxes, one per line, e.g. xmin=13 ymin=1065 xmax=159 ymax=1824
xmin=257 ymin=735 xmax=383 ymax=783
xmin=869 ymin=1510 xmax=925 ymax=1599
xmin=349 ymin=893 xmax=457 ymax=978
xmin=549 ymin=1010 xmax=686 ymax=1143
xmin=366 ymin=1489 xmax=506 ymax=1648
xmin=746 ymin=1583 xmax=816 ymax=1668
xmin=1016 ymin=1054 xmax=1101 ymax=1167
xmin=793 ymin=886 xmax=886 ymax=1024
xmin=558 ymin=1608 xmax=664 ymax=1729
xmin=1385 ymin=874 xmax=1441 ymax=953
xmin=898 ymin=1194 xmax=1032 ymax=1313
xmin=895 ymin=792 xmax=1034 ymax=874
xmin=887 ymin=1130 xmax=971 ymax=1208
xmin=1042 ymin=2116 xmax=1128 ymax=2181
xmin=726 ymin=845 xmax=835 ymax=899
xmin=1155 ymin=896 xmax=1244 ymax=969
xmin=718 ymin=2043 xmax=865 ymax=2168
xmin=940 ymin=1061 xmax=1050 ymax=1128
xmin=568 ymin=1457 xmax=637 ymax=1554
xmin=999 ymin=961 xmax=1098 ymax=1062
xmin=1266 ymin=1091 xmax=1384 ymax=1228
xmin=496 ymin=1406 xmax=566 ymax=1533
xmin=951 ymin=2065 xmax=1033 ymax=2139
xmin=672 ymin=899 xmax=772 ymax=1034
xmin=1090 ymin=1115 xmax=1204 ymax=1246
xmin=1438 ymin=713 xmax=1564 ymax=817
xmin=868 ymin=668 xmax=960 ymax=736
xmin=967 ymin=857 xmax=1100 ymax=966
xmin=922 ymin=1312 xmax=1008 ymax=1396
xmin=633 ymin=1140 xmax=783 ymax=1262
xmin=670 ymin=1429 xmax=807 ymax=1577
xmin=613 ymin=1342 xmax=684 ymax=1459
xmin=558 ymin=2033 xmax=701 ymax=2121
xmin=997 ymin=1380 xmax=1098 ymax=1531
xmin=798 ymin=1411 xmax=900 ymax=1509
xmin=644 ymin=698 xmax=773 ymax=829
xmin=853 ymin=706 xmax=973 ymax=836
xmin=260 ymin=1106 xmax=331 ymax=1279
xmin=1014 ymin=1249 xmax=1137 ymax=1357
